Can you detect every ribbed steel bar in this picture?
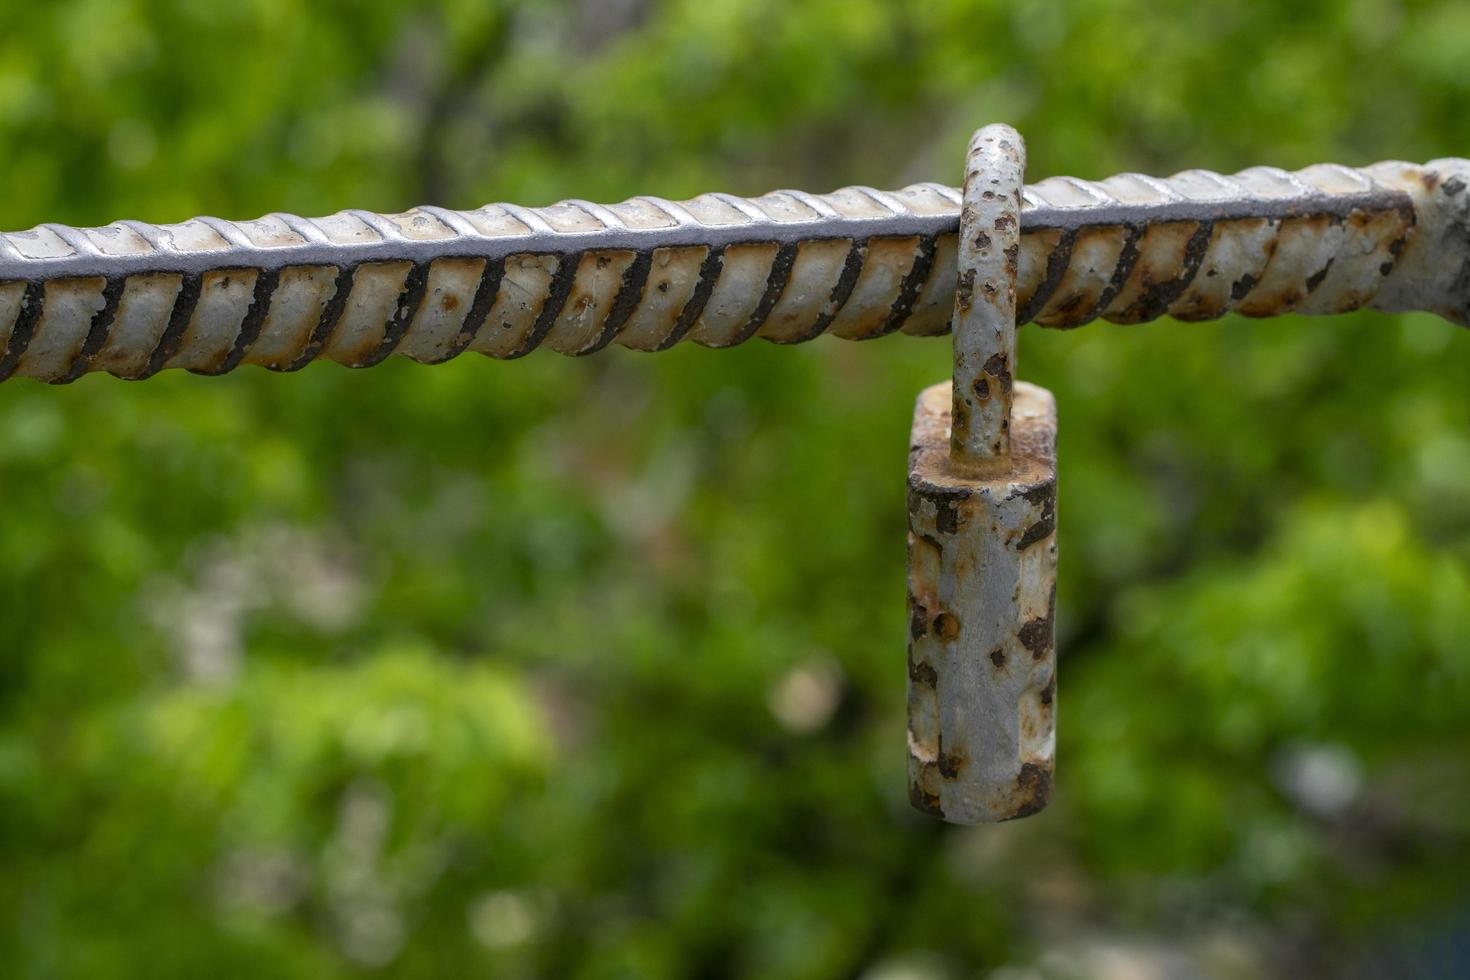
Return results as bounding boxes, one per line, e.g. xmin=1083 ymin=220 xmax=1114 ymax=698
xmin=0 ymin=158 xmax=1465 ymax=383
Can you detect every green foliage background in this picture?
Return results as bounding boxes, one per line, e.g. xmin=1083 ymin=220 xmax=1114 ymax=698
xmin=2 ymin=1 xmax=1469 ymax=977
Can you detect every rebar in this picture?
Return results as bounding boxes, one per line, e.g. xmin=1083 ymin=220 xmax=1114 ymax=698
xmin=0 ymin=158 xmax=1465 ymax=383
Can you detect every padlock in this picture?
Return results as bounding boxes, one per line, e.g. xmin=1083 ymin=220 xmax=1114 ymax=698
xmin=906 ymin=126 xmax=1059 ymax=824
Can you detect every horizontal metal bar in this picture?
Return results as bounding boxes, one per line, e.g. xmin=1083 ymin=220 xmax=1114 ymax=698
xmin=0 ymin=158 xmax=1463 ymax=382
xmin=0 ymin=188 xmax=1412 ymax=281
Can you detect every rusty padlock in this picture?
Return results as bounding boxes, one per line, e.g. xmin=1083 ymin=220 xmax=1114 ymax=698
xmin=907 ymin=126 xmax=1059 ymax=823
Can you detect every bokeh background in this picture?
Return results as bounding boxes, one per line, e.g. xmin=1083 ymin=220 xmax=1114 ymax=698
xmin=3 ymin=1 xmax=1470 ymax=977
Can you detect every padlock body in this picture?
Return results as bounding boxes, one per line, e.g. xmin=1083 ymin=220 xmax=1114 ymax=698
xmin=907 ymin=381 xmax=1058 ymax=823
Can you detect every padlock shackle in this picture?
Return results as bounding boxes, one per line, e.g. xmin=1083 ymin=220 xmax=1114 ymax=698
xmin=950 ymin=125 xmax=1027 ymax=470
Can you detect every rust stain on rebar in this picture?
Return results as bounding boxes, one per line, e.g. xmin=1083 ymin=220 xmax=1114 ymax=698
xmin=0 ymin=157 xmax=1457 ymax=382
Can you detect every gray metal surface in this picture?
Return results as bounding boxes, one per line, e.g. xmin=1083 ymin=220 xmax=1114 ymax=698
xmin=908 ymin=381 xmax=1058 ymax=823
xmin=909 ymin=127 xmax=1058 ymax=824
xmin=950 ymin=124 xmax=1025 ymax=468
xmin=0 ymin=158 xmax=1465 ymax=382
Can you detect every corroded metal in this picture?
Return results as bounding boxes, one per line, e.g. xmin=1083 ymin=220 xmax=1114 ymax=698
xmin=909 ymin=126 xmax=1058 ymax=824
xmin=0 ymin=158 xmax=1465 ymax=382
xmin=907 ymin=381 xmax=1057 ymax=823
xmin=951 ymin=124 xmax=1025 ymax=468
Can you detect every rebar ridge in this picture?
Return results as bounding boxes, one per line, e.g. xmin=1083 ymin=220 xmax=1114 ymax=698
xmin=0 ymin=158 xmax=1465 ymax=383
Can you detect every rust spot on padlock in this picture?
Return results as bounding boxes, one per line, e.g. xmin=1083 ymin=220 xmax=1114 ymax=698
xmin=933 ymin=611 xmax=962 ymax=640
xmin=1008 ymin=763 xmax=1053 ymax=819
